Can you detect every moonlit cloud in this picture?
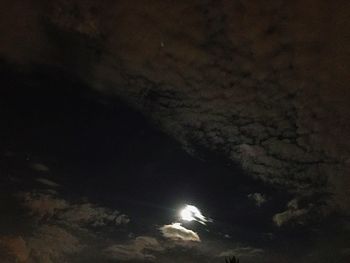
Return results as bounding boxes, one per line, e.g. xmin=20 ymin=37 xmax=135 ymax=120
xmin=179 ymin=205 xmax=210 ymax=225
xmin=160 ymin=223 xmax=200 ymax=242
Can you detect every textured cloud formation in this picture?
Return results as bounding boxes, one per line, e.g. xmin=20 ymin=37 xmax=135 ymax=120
xmin=160 ymin=223 xmax=200 ymax=242
xmin=273 ymin=199 xmax=308 ymax=227
xmin=105 ymin=236 xmax=164 ymax=261
xmin=248 ymin=193 xmax=266 ymax=207
xmin=19 ymin=191 xmax=129 ymax=227
xmin=59 ymin=202 xmax=130 ymax=227
xmin=20 ymin=192 xmax=68 ymax=220
xmin=1 ymin=0 xmax=350 ymax=216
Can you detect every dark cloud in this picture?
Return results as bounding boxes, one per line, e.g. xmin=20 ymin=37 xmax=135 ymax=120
xmin=104 ymin=236 xmax=164 ymax=261
xmin=248 ymin=193 xmax=267 ymax=207
xmin=59 ymin=202 xmax=130 ymax=227
xmin=19 ymin=192 xmax=69 ymax=220
xmin=0 ymin=236 xmax=30 ymax=263
xmin=0 ymin=226 xmax=81 ymax=263
xmin=27 ymin=225 xmax=82 ymax=263
xmin=2 ymin=2 xmax=350 ymax=214
xmin=19 ymin=191 xmax=129 ymax=227
xmin=272 ymin=199 xmax=308 ymax=227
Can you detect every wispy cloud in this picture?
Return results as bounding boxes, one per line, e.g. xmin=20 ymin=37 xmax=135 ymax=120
xmin=36 ymin=178 xmax=60 ymax=187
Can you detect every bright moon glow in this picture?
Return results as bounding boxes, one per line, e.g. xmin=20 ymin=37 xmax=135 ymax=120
xmin=179 ymin=205 xmax=209 ymax=225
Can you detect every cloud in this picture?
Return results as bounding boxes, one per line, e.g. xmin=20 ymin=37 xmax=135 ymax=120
xmin=36 ymin=178 xmax=60 ymax=187
xmin=273 ymin=199 xmax=308 ymax=226
xmin=219 ymin=246 xmax=264 ymax=258
xmin=31 ymin=163 xmax=50 ymax=172
xmin=248 ymin=193 xmax=266 ymax=207
xmin=59 ymin=202 xmax=130 ymax=227
xmin=0 ymin=236 xmax=30 ymax=263
xmin=160 ymin=223 xmax=200 ymax=242
xmin=27 ymin=225 xmax=82 ymax=263
xmin=19 ymin=191 xmax=130 ymax=227
xmin=12 ymin=190 xmax=130 ymax=262
xmin=0 ymin=226 xmax=82 ymax=263
xmin=19 ymin=192 xmax=68 ymax=220
xmin=105 ymin=236 xmax=164 ymax=261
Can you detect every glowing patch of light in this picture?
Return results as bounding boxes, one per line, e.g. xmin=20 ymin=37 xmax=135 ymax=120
xmin=179 ymin=205 xmax=210 ymax=225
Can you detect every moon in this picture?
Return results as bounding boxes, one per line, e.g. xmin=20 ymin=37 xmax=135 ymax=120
xmin=179 ymin=205 xmax=209 ymax=225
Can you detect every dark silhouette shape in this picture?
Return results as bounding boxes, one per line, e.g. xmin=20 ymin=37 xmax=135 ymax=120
xmin=225 ymin=256 xmax=239 ymax=263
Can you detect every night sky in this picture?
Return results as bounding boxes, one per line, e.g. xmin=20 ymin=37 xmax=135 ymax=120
xmin=1 ymin=1 xmax=350 ymax=263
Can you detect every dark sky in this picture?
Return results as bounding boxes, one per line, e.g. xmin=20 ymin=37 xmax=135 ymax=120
xmin=0 ymin=1 xmax=350 ymax=262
